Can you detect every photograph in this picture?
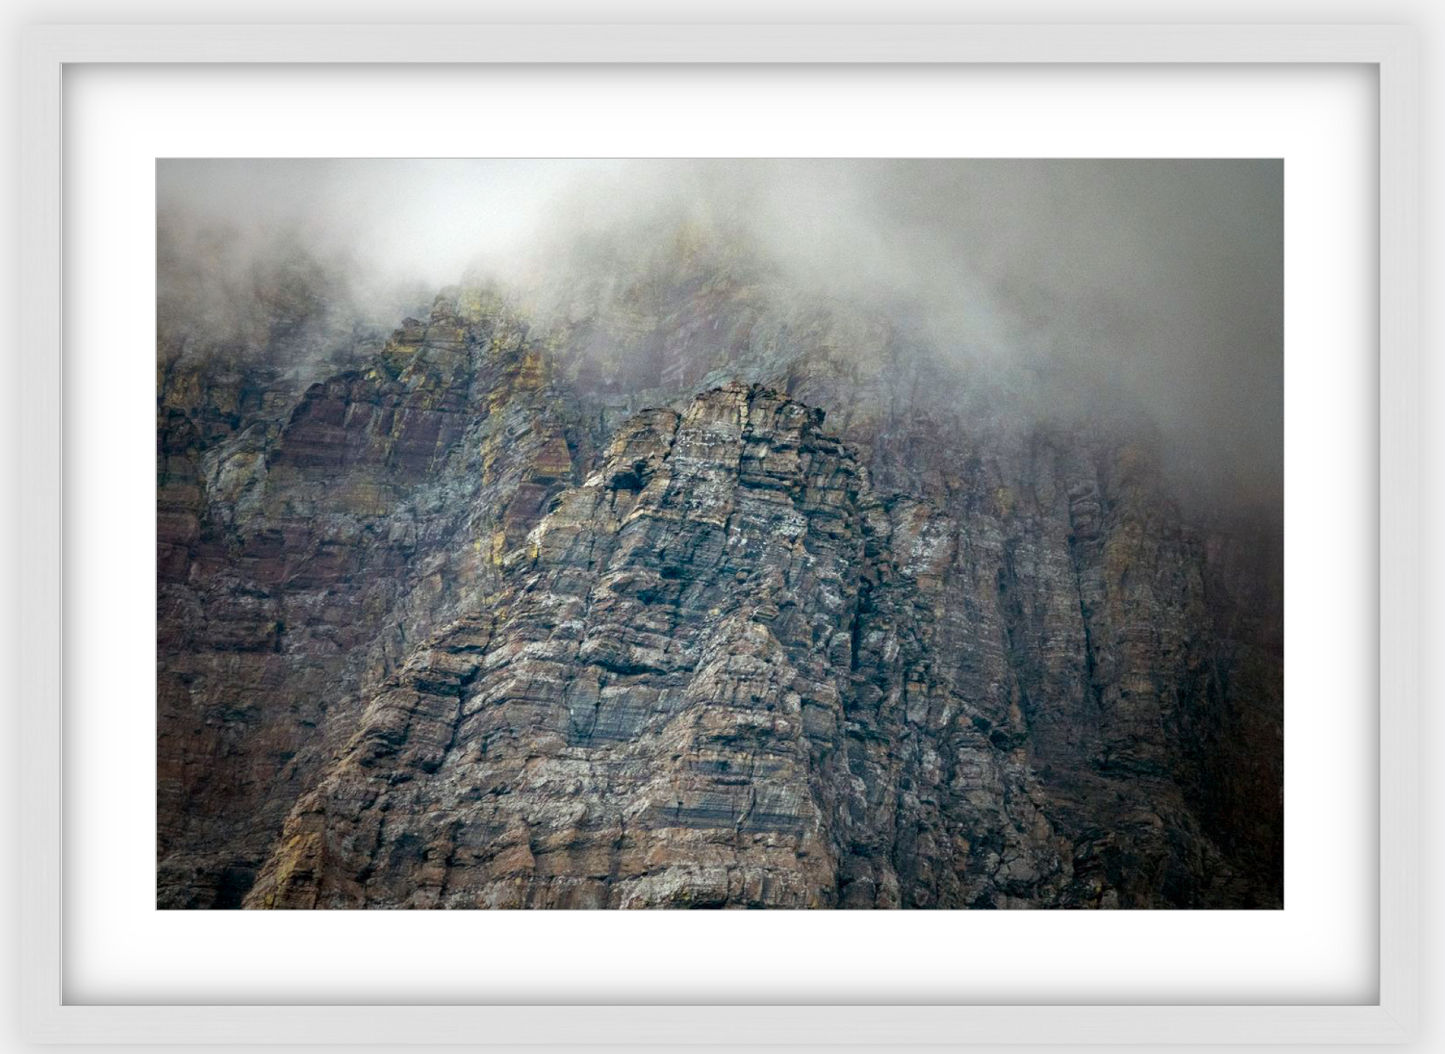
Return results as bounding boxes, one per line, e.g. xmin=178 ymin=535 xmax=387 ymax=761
xmin=155 ymin=157 xmax=1284 ymax=911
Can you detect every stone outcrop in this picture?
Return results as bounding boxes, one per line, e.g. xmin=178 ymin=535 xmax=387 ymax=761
xmin=158 ymin=256 xmax=1283 ymax=910
xmin=157 ymin=292 xmax=602 ymax=906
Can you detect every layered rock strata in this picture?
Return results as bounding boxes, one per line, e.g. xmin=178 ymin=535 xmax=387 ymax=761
xmin=158 ymin=274 xmax=1282 ymax=910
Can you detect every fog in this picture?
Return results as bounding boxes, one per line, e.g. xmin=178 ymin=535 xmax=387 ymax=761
xmin=157 ymin=158 xmax=1282 ymax=504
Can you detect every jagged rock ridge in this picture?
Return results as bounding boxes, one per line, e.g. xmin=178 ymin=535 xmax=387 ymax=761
xmin=158 ymin=267 xmax=1282 ymax=910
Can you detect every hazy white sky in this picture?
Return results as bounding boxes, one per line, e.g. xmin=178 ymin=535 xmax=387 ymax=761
xmin=158 ymin=158 xmax=1283 ymax=499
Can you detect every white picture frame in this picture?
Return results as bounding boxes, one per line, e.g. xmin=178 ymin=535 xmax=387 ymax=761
xmin=18 ymin=23 xmax=1419 ymax=1046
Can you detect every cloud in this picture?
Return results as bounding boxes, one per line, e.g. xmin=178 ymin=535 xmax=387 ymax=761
xmin=157 ymin=158 xmax=1282 ymax=504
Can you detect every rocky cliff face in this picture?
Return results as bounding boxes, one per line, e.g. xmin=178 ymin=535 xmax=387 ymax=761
xmin=158 ymin=251 xmax=1282 ymax=910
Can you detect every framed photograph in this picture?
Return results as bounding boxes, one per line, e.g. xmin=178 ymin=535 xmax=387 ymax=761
xmin=19 ymin=23 xmax=1418 ymax=1046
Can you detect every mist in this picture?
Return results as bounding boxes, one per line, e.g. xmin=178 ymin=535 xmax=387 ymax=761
xmin=157 ymin=158 xmax=1283 ymax=506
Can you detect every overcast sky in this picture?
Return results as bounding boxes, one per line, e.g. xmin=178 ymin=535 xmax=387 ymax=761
xmin=158 ymin=158 xmax=1283 ymax=501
